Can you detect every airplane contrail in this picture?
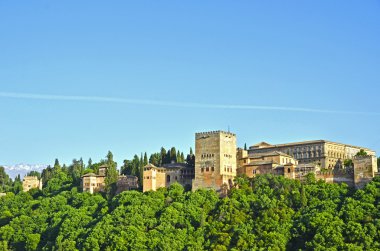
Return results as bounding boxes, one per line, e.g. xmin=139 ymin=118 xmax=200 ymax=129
xmin=0 ymin=91 xmax=379 ymax=116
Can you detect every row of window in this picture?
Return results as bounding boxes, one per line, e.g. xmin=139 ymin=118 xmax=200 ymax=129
xmin=84 ymin=183 xmax=102 ymax=187
xmin=201 ymin=166 xmax=215 ymax=172
xmin=224 ymin=154 xmax=233 ymax=159
xmin=201 ymin=153 xmax=215 ymax=158
xmin=224 ymin=166 xmax=233 ymax=172
xmin=294 ymin=151 xmax=321 ymax=159
xmin=144 ymin=175 xmax=180 ymax=182
xmin=328 ymin=152 xmax=347 ymax=159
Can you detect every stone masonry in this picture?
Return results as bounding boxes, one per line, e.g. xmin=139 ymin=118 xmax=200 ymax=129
xmin=192 ymin=131 xmax=237 ymax=193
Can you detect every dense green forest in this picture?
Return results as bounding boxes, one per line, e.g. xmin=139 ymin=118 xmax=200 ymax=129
xmin=0 ymin=171 xmax=380 ymax=250
xmin=0 ymin=152 xmax=379 ymax=250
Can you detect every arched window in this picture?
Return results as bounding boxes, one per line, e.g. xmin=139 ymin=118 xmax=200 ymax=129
xmin=288 ymin=168 xmax=291 ymax=173
xmin=167 ymin=175 xmax=171 ymax=182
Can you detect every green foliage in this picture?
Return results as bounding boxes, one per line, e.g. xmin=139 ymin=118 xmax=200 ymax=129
xmin=26 ymin=171 xmax=41 ymax=179
xmin=356 ymin=149 xmax=368 ymax=156
xmin=0 ymin=166 xmax=12 ymax=192
xmin=344 ymin=159 xmax=353 ymax=167
xmin=1 ymin=169 xmax=380 ymax=250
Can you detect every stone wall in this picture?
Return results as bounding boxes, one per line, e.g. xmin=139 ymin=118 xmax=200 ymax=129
xmin=353 ymin=155 xmax=378 ymax=189
xmin=192 ymin=131 xmax=236 ymax=192
xmin=22 ymin=176 xmax=42 ymax=192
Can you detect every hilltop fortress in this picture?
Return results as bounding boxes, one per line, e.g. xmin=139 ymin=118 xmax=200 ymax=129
xmin=143 ymin=130 xmax=378 ymax=192
xmin=70 ymin=130 xmax=378 ymax=194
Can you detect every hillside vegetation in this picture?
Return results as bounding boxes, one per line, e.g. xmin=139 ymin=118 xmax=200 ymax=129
xmin=0 ymin=173 xmax=380 ymax=250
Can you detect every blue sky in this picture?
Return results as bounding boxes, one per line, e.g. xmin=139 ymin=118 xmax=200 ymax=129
xmin=0 ymin=1 xmax=379 ymax=168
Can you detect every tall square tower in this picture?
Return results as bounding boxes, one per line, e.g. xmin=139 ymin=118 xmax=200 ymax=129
xmin=192 ymin=131 xmax=237 ymax=192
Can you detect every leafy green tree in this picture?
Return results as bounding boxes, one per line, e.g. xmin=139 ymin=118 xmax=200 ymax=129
xmin=0 ymin=166 xmax=11 ymax=192
xmin=149 ymin=153 xmax=161 ymax=166
xmin=1 ymin=165 xmax=380 ymax=250
xmin=26 ymin=171 xmax=41 ymax=179
xmin=26 ymin=233 xmax=40 ymax=251
xmin=69 ymin=159 xmax=83 ymax=185
xmin=41 ymin=166 xmax=54 ymax=186
xmin=344 ymin=159 xmax=353 ymax=167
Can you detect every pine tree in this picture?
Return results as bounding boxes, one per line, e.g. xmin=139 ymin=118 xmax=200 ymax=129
xmin=244 ymin=143 xmax=247 ymax=151
xmin=190 ymin=147 xmax=193 ymax=155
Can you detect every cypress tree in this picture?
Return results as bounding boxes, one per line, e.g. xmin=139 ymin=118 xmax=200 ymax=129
xmin=160 ymin=147 xmax=166 ymax=165
xmin=105 ymin=151 xmax=118 ymax=198
xmin=143 ymin=152 xmax=148 ymax=166
xmin=177 ymin=150 xmax=181 ymax=162
xmin=170 ymin=147 xmax=177 ymax=163
xmin=53 ymin=158 xmax=61 ymax=173
xmin=87 ymin=158 xmax=92 ymax=169
xmin=182 ymin=151 xmax=185 ymax=162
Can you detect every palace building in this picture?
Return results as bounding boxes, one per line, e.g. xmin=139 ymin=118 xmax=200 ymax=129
xmin=248 ymin=140 xmax=376 ymax=169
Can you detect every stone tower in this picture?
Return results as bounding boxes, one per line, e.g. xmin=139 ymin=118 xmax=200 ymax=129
xmin=353 ymin=155 xmax=378 ymax=189
xmin=192 ymin=131 xmax=237 ymax=193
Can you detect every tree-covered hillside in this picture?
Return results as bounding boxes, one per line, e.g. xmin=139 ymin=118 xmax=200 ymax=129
xmin=0 ymin=173 xmax=379 ymax=251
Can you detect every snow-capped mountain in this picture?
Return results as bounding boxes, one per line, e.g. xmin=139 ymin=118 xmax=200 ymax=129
xmin=2 ymin=164 xmax=48 ymax=179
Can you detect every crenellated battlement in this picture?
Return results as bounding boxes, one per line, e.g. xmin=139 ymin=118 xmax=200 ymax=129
xmin=195 ymin=130 xmax=236 ymax=137
xmin=353 ymin=155 xmax=375 ymax=160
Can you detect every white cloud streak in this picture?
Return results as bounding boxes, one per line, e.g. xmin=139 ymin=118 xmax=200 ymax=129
xmin=0 ymin=91 xmax=378 ymax=116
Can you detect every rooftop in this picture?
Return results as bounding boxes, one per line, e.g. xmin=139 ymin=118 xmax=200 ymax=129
xmin=249 ymin=140 xmax=375 ymax=152
xmin=144 ymin=162 xmax=194 ymax=170
xmin=249 ymin=151 xmax=294 ymax=159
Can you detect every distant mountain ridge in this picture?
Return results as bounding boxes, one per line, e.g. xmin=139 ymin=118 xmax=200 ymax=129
xmin=1 ymin=163 xmax=48 ymax=179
